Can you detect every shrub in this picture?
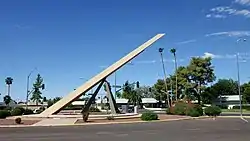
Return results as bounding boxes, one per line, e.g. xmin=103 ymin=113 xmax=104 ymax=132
xmin=193 ymin=104 xmax=204 ymax=116
xmin=11 ymin=108 xmax=23 ymax=116
xmin=204 ymin=106 xmax=221 ymax=117
xmin=23 ymin=109 xmax=34 ymax=115
xmin=167 ymin=101 xmax=203 ymax=117
xmin=140 ymin=111 xmax=158 ymax=121
xmin=17 ymin=107 xmax=25 ymax=114
xmin=173 ymin=101 xmax=187 ymax=115
xmin=89 ymin=107 xmax=101 ymax=112
xmin=186 ymin=108 xmax=200 ymax=117
xmin=0 ymin=110 xmax=11 ymax=119
xmin=15 ymin=117 xmax=22 ymax=124
xmin=166 ymin=107 xmax=174 ymax=115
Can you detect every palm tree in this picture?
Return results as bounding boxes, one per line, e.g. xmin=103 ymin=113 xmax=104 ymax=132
xmin=3 ymin=95 xmax=11 ymax=107
xmin=158 ymin=48 xmax=170 ymax=108
xmin=5 ymin=77 xmax=13 ymax=96
xmin=170 ymin=48 xmax=178 ymax=101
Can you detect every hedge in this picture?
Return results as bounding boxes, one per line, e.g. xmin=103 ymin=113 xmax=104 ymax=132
xmin=0 ymin=110 xmax=11 ymax=119
xmin=141 ymin=111 xmax=158 ymax=121
xmin=204 ymin=106 xmax=221 ymax=117
xmin=166 ymin=101 xmax=203 ymax=117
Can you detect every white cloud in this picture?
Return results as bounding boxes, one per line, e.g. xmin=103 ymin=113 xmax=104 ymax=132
xmin=201 ymin=52 xmax=249 ymax=60
xmin=134 ymin=60 xmax=156 ymax=64
xmin=206 ymin=14 xmax=227 ymax=18
xmin=234 ymin=0 xmax=250 ymax=6
xmin=175 ymin=39 xmax=197 ymax=45
xmin=205 ymin=31 xmax=250 ymax=37
xmin=163 ymin=58 xmax=185 ymax=63
xmin=206 ymin=6 xmax=250 ymax=18
xmin=202 ymin=52 xmax=225 ymax=59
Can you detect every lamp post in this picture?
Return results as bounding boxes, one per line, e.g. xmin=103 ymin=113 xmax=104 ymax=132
xmin=158 ymin=48 xmax=170 ymax=108
xmin=236 ymin=38 xmax=248 ymax=123
xmin=26 ymin=67 xmax=37 ymax=109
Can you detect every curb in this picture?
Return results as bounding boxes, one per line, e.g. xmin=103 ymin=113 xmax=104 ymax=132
xmin=0 ymin=125 xmax=32 ymax=128
xmin=218 ymin=116 xmax=250 ymax=118
xmin=0 ymin=116 xmax=210 ymax=128
xmin=74 ymin=116 xmax=210 ymax=126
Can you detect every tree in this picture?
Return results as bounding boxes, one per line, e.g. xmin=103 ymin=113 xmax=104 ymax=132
xmin=116 ymin=91 xmax=122 ymax=98
xmin=171 ymin=66 xmax=191 ymax=100
xmin=186 ymin=57 xmax=216 ymax=104
xmin=43 ymin=96 xmax=47 ymax=102
xmin=152 ymin=78 xmax=174 ymax=106
xmin=152 ymin=79 xmax=167 ymax=102
xmin=3 ymin=95 xmax=11 ymax=107
xmin=5 ymin=77 xmax=13 ymax=96
xmin=122 ymin=80 xmax=142 ymax=106
xmin=170 ymin=48 xmax=178 ymax=101
xmin=30 ymin=74 xmax=45 ymax=105
xmin=136 ymin=86 xmax=154 ymax=98
xmin=241 ymin=82 xmax=250 ymax=104
xmin=47 ymin=97 xmax=61 ymax=108
xmin=201 ymin=79 xmax=238 ymax=104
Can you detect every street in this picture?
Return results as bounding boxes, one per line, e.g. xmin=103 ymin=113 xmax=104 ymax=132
xmin=0 ymin=118 xmax=249 ymax=141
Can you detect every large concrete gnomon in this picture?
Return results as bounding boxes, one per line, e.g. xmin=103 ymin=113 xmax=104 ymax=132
xmin=39 ymin=34 xmax=165 ymax=117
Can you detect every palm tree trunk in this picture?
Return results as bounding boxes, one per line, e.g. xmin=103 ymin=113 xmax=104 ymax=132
xmin=7 ymin=85 xmax=10 ymax=96
xmin=198 ymin=82 xmax=201 ymax=104
xmin=174 ymin=54 xmax=178 ymax=101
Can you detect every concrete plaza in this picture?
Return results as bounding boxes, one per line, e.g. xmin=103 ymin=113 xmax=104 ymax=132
xmin=0 ymin=118 xmax=249 ymax=141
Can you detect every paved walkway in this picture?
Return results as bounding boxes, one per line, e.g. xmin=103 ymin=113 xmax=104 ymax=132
xmin=33 ymin=118 xmax=78 ymax=126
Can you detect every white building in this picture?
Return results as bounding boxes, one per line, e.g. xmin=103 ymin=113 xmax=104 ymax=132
xmin=214 ymin=95 xmax=242 ymax=109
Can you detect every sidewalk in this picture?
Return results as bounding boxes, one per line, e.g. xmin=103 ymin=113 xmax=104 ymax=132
xmin=32 ymin=118 xmax=78 ymax=126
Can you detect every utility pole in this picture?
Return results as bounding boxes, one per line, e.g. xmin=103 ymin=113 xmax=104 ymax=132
xmin=236 ymin=53 xmax=242 ymax=117
xmin=236 ymin=38 xmax=248 ymax=123
xmin=158 ymin=48 xmax=170 ymax=108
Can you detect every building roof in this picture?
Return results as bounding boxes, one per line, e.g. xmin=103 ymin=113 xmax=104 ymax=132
xmin=142 ymin=98 xmax=158 ymax=104
xmin=72 ymin=101 xmax=86 ymax=105
xmin=74 ymin=98 xmax=158 ymax=105
xmin=219 ymin=95 xmax=240 ymax=101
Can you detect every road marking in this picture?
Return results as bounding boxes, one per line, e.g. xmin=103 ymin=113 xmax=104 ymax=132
xmin=116 ymin=133 xmax=129 ymax=137
xmin=96 ymin=132 xmax=114 ymax=135
xmin=186 ymin=128 xmax=200 ymax=131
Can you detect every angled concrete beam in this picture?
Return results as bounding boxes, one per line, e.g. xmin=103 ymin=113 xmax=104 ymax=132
xmin=104 ymin=81 xmax=120 ymax=114
xmin=40 ymin=33 xmax=165 ymax=117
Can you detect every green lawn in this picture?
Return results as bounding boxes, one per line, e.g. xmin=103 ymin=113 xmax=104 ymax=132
xmin=222 ymin=109 xmax=250 ymax=113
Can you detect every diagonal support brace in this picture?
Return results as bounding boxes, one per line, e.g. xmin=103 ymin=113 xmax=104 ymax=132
xmin=104 ymin=80 xmax=120 ymax=114
xmin=81 ymin=79 xmax=105 ymax=121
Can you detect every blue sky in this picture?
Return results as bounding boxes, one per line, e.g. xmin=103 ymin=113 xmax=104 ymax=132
xmin=0 ymin=0 xmax=250 ymax=102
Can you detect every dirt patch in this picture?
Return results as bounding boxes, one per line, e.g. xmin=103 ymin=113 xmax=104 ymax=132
xmin=76 ymin=114 xmax=189 ymax=124
xmin=0 ymin=119 xmax=40 ymax=125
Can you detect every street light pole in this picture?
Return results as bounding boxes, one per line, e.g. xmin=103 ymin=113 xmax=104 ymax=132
xmin=159 ymin=48 xmax=170 ymax=108
xmin=236 ymin=53 xmax=243 ymax=117
xmin=236 ymin=38 xmax=248 ymax=123
xmin=26 ymin=67 xmax=37 ymax=109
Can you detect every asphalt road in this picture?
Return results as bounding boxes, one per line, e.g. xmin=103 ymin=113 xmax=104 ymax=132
xmin=0 ymin=118 xmax=249 ymax=141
